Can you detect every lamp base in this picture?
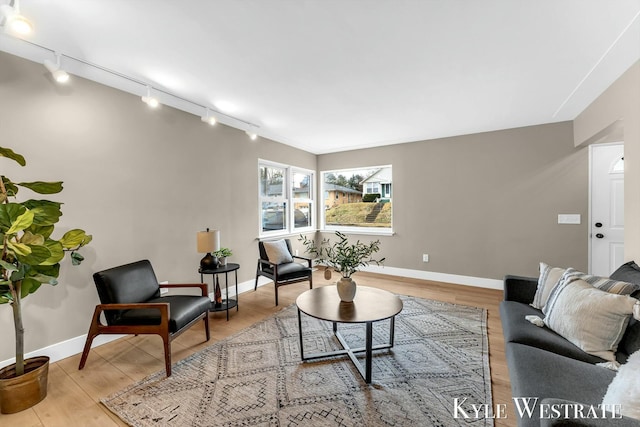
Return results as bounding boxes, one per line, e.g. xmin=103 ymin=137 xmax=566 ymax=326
xmin=200 ymin=253 xmax=219 ymax=270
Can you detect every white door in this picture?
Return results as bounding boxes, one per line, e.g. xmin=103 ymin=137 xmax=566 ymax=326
xmin=590 ymin=143 xmax=624 ymax=276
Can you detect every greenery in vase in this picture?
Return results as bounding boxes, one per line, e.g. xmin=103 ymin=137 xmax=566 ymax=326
xmin=213 ymin=247 xmax=232 ymax=258
xmin=0 ymin=147 xmax=92 ymax=377
xmin=300 ymin=231 xmax=384 ymax=278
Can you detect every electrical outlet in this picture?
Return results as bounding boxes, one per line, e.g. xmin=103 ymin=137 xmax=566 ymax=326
xmin=422 ymin=254 xmax=429 ymax=263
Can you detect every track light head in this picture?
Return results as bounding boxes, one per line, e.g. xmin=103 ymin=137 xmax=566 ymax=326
xmin=1 ymin=1 xmax=32 ymax=35
xmin=141 ymin=86 xmax=159 ymax=108
xmin=246 ymin=130 xmax=258 ymax=141
xmin=201 ymin=108 xmax=217 ymax=125
xmin=43 ymin=54 xmax=70 ymax=83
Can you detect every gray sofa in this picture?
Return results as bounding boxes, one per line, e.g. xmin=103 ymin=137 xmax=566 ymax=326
xmin=500 ymin=266 xmax=640 ymax=427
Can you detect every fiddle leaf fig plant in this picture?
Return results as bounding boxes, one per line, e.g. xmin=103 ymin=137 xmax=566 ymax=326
xmin=0 ymin=146 xmax=92 ymax=377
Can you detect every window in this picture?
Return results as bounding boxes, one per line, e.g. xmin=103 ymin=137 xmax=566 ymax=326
xmin=321 ymin=165 xmax=392 ymax=234
xmin=259 ymin=160 xmax=314 ymax=236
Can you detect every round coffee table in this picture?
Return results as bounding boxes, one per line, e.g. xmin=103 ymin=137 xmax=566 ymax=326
xmin=296 ymin=285 xmax=403 ymax=383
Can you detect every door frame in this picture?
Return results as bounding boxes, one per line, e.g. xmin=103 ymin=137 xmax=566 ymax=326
xmin=588 ymin=141 xmax=624 ymax=274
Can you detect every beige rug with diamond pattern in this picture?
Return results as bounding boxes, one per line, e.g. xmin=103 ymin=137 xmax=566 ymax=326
xmin=102 ymin=294 xmax=492 ymax=426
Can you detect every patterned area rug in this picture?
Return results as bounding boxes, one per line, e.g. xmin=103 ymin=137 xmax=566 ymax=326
xmin=102 ymin=295 xmax=492 ymax=426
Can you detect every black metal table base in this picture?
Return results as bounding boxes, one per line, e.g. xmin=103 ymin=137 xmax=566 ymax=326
xmin=297 ymin=309 xmax=396 ymax=383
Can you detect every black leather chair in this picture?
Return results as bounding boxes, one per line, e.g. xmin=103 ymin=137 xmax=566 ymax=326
xmin=78 ymin=260 xmax=211 ymax=376
xmin=255 ymin=239 xmax=313 ymax=305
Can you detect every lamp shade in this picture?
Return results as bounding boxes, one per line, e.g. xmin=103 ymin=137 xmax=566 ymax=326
xmin=197 ymin=229 xmax=220 ymax=253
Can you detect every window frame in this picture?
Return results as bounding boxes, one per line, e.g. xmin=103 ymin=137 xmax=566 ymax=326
xmin=258 ymin=159 xmax=315 ymax=238
xmin=320 ymin=165 xmax=393 ymax=236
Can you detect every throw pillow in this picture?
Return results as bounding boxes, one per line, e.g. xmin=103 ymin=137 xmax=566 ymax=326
xmin=611 ymin=261 xmax=640 ymax=297
xmin=531 ymin=262 xmax=566 ymax=310
xmin=602 ymin=349 xmax=640 ymax=420
xmin=562 ymin=267 xmax=640 ymax=296
xmin=263 ymin=239 xmax=293 ymax=264
xmin=543 ymin=278 xmax=637 ymax=362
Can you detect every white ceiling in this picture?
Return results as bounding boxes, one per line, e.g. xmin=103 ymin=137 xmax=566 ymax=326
xmin=1 ymin=0 xmax=639 ymax=154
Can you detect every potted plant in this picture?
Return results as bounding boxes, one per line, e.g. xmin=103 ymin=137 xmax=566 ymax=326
xmin=300 ymin=231 xmax=384 ymax=302
xmin=0 ymin=147 xmax=91 ymax=414
xmin=213 ymin=247 xmax=233 ymax=266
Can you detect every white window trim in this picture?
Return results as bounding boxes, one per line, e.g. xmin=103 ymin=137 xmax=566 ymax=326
xmin=259 ymin=159 xmax=315 ymax=238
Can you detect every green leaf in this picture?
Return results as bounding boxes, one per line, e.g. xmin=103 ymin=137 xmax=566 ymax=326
xmin=22 ymin=201 xmax=62 ymax=226
xmin=20 ymin=231 xmax=45 ymax=246
xmin=27 ymin=273 xmax=58 ymax=285
xmin=41 ymin=240 xmax=64 ymax=265
xmin=17 ymin=244 xmax=51 ymax=265
xmin=71 ymin=251 xmax=84 ymax=266
xmin=20 ymin=277 xmax=42 ymax=298
xmin=17 ymin=181 xmax=63 ymax=195
xmin=6 ymin=240 xmax=31 ymax=257
xmin=0 ymin=260 xmax=18 ymax=272
xmin=1 ymin=176 xmax=19 ymax=197
xmin=27 ymin=224 xmax=54 ymax=239
xmin=0 ymin=147 xmax=26 ymax=166
xmin=6 ymin=209 xmax=34 ymax=235
xmin=32 ymin=263 xmax=60 ymax=279
xmin=0 ymin=203 xmax=28 ymax=233
xmin=59 ymin=229 xmax=92 ymax=249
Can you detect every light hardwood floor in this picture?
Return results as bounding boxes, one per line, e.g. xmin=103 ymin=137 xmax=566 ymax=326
xmin=0 ymin=271 xmax=515 ymax=427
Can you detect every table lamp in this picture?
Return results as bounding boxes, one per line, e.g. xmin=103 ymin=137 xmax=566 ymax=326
xmin=197 ymin=228 xmax=220 ymax=270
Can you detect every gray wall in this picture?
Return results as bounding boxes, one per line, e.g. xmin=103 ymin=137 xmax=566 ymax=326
xmin=0 ymin=51 xmax=315 ymax=361
xmin=0 ymin=50 xmax=589 ymax=362
xmin=317 ymin=122 xmax=588 ymax=279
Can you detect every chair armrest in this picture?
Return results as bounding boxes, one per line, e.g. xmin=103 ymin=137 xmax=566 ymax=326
xmin=96 ymin=302 xmax=169 ymax=311
xmin=160 ymin=283 xmax=208 ymax=297
xmin=293 ymin=255 xmax=312 ymax=267
xmin=258 ymin=258 xmax=278 ymax=268
xmin=503 ymin=274 xmax=538 ymax=303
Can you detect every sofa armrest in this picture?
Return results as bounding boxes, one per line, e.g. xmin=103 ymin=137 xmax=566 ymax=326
xmin=539 ymin=398 xmax=640 ymax=427
xmin=503 ymin=274 xmax=538 ymax=304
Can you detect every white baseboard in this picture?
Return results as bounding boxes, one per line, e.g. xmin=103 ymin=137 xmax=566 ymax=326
xmin=360 ymin=265 xmax=504 ymax=290
xmin=1 ymin=268 xmax=500 ymax=369
xmin=0 ymin=333 xmax=126 ymax=370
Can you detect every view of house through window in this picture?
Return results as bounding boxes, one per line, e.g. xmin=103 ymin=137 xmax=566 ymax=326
xmin=321 ymin=165 xmax=392 ymax=232
xmin=259 ymin=161 xmax=314 ymax=236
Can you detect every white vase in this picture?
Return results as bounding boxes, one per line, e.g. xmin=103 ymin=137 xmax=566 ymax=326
xmin=337 ymin=277 xmax=356 ymax=302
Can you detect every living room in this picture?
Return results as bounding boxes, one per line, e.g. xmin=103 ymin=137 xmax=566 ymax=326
xmin=1 ymin=2 xmax=639 ymax=426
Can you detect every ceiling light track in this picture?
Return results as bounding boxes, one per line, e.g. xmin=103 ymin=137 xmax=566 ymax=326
xmin=6 ymin=35 xmax=259 ymax=136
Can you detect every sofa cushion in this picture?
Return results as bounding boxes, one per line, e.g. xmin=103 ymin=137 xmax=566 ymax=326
xmin=500 ymin=301 xmax=608 ymax=364
xmin=532 ymin=262 xmax=566 ymax=309
xmin=506 ymin=343 xmax=617 ymax=427
xmin=544 ymin=279 xmax=637 ymax=362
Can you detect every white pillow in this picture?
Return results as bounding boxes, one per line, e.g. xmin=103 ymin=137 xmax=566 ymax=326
xmin=263 ymin=239 xmax=293 ymax=264
xmin=602 ymin=350 xmax=640 ymax=420
xmin=531 ymin=262 xmax=566 ymax=309
xmin=543 ymin=278 xmax=637 ymax=361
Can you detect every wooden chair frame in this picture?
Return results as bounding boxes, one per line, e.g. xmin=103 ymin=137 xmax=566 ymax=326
xmin=78 ymin=283 xmax=210 ymax=377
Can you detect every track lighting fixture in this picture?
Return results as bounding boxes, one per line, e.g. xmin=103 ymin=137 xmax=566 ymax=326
xmin=246 ymin=127 xmax=258 ymax=141
xmin=141 ymin=86 xmax=159 ymax=108
xmin=43 ymin=53 xmax=70 ymax=83
xmin=0 ymin=0 xmax=32 ymax=35
xmin=200 ymin=108 xmax=217 ymax=125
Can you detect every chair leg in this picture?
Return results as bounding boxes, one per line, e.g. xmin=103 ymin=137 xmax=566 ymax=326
xmin=162 ymin=333 xmax=172 ymax=377
xmin=309 ymin=274 xmax=313 ymax=289
xmin=255 ymin=261 xmax=260 ymax=291
xmin=203 ymin=314 xmax=210 ymax=341
xmin=275 ymin=283 xmax=279 ymax=306
xmin=78 ymin=308 xmax=101 ymax=370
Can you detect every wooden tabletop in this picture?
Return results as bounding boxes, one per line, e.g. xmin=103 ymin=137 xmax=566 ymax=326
xmin=296 ymin=285 xmax=403 ymax=323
